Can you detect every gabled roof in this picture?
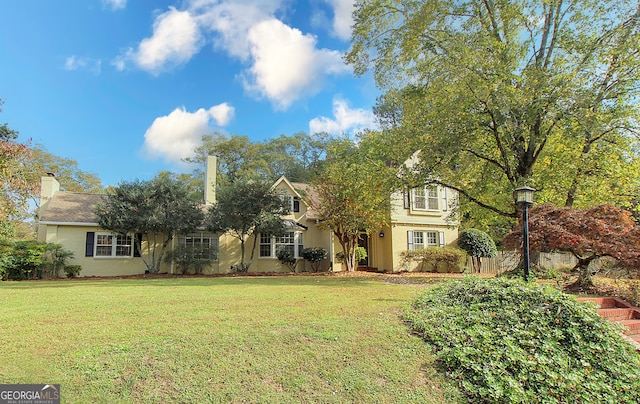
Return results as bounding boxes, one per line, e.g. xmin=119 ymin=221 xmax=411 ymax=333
xmin=39 ymin=192 xmax=105 ymax=224
xmin=289 ymin=181 xmax=319 ymax=219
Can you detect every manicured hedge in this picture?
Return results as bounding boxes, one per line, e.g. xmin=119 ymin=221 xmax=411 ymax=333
xmin=404 ymin=277 xmax=640 ymax=403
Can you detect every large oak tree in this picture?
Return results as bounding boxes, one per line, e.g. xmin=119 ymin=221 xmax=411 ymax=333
xmin=348 ymin=0 xmax=640 ymax=229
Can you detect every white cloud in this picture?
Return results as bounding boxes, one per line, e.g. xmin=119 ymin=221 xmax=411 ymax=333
xmin=208 ymin=102 xmax=235 ymax=126
xmin=320 ymin=0 xmax=354 ymax=41
xmin=116 ymin=1 xmax=349 ymax=109
xmin=143 ymin=104 xmax=234 ymax=162
xmin=64 ymin=56 xmax=102 ymax=74
xmin=103 ymin=0 xmax=126 ymax=11
xmin=309 ymin=97 xmax=376 ymax=135
xmin=325 ymin=0 xmax=354 ymax=40
xmin=116 ymin=7 xmax=203 ymax=75
xmin=244 ymin=19 xmax=348 ymax=110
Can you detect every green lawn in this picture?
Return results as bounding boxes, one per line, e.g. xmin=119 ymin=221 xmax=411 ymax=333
xmin=0 ymin=275 xmax=463 ymax=403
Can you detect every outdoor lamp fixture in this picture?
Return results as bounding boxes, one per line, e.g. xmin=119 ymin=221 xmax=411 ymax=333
xmin=379 ymin=231 xmax=384 ymax=238
xmin=514 ymin=186 xmax=535 ymax=282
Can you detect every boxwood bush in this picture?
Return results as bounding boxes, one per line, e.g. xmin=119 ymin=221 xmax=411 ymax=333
xmin=404 ymin=277 xmax=640 ymax=403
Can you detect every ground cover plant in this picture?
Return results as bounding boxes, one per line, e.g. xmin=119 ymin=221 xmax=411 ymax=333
xmin=404 ymin=277 xmax=640 ymax=403
xmin=0 ymin=276 xmax=463 ymax=403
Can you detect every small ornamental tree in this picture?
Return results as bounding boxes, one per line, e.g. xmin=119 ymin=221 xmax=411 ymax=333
xmin=205 ymin=180 xmax=288 ymax=272
xmin=95 ymin=175 xmax=204 ymax=274
xmin=458 ymin=229 xmax=498 ymax=273
xmin=503 ymin=204 xmax=640 ymax=289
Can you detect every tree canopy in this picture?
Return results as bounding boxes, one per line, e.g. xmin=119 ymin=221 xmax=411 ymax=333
xmin=310 ymin=138 xmax=397 ymax=272
xmin=94 ymin=175 xmax=204 ymax=273
xmin=0 ymin=100 xmax=35 ymax=240
xmin=347 ymin=0 xmax=640 ymax=233
xmin=184 ymin=131 xmax=331 ymax=187
xmin=205 ymin=180 xmax=288 ymax=272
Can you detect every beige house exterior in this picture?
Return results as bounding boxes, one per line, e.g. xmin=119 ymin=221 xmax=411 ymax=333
xmin=37 ymin=157 xmax=459 ymax=277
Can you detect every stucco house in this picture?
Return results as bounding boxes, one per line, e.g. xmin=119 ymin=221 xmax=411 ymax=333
xmin=37 ymin=156 xmax=458 ymax=276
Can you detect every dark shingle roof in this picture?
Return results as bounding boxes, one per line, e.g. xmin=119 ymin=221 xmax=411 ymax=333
xmin=39 ymin=192 xmax=106 ymax=224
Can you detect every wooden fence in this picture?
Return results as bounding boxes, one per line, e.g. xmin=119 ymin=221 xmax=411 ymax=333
xmin=467 ymin=251 xmax=577 ymax=275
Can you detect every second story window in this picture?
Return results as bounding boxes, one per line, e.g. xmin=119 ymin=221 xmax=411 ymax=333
xmin=412 ymin=186 xmax=439 ymax=211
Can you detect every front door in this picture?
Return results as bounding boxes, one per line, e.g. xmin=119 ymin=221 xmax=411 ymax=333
xmin=358 ymin=233 xmax=369 ymax=267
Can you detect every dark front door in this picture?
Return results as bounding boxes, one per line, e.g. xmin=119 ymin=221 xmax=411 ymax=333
xmin=358 ymin=234 xmax=369 ymax=267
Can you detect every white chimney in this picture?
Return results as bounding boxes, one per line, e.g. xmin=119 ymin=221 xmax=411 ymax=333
xmin=205 ymin=156 xmax=217 ymax=205
xmin=40 ymin=173 xmax=60 ymax=212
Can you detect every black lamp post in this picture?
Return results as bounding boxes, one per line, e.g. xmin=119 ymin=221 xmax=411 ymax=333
xmin=514 ymin=186 xmax=535 ymax=282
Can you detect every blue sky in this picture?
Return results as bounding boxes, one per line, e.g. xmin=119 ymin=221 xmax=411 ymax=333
xmin=0 ymin=0 xmax=378 ymax=187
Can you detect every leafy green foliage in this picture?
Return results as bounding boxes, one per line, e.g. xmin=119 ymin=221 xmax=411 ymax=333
xmin=301 ymin=247 xmax=328 ymax=272
xmin=459 ymin=229 xmax=498 ymax=273
xmin=311 ymin=139 xmax=397 ymax=271
xmin=206 ymin=180 xmax=288 ymax=272
xmin=95 ymin=175 xmax=204 ymax=273
xmin=44 ymin=243 xmax=75 ymax=279
xmin=276 ymin=249 xmax=297 ymax=272
xmin=164 ymin=245 xmax=216 ymax=275
xmin=0 ymin=99 xmax=36 ymax=240
xmin=1 ymin=240 xmax=47 ymax=280
xmin=404 ymin=277 xmax=640 ymax=403
xmin=0 ymin=241 xmax=76 ymax=280
xmin=347 ymin=0 xmax=640 ymax=230
xmin=184 ymin=132 xmax=331 ymax=186
xmin=401 ymin=247 xmax=466 ymax=273
xmin=63 ymin=265 xmax=82 ymax=278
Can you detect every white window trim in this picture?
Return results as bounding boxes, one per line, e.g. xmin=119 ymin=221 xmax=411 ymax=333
xmin=178 ymin=232 xmax=219 ymax=261
xmin=259 ymin=231 xmax=304 ymax=258
xmin=407 ymin=230 xmax=446 ymax=250
xmin=411 ymin=186 xmax=440 ymax=211
xmin=94 ymin=232 xmax=133 ymax=258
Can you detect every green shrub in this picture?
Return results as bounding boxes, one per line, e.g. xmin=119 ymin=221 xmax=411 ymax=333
xmin=335 ymin=247 xmax=367 ymax=264
xmin=164 ymin=245 xmax=216 ymax=274
xmin=276 ymin=249 xmax=297 ymax=272
xmin=44 ymin=243 xmax=75 ymax=278
xmin=401 ymin=247 xmax=466 ymax=272
xmin=63 ymin=265 xmax=82 ymax=278
xmin=5 ymin=241 xmax=47 ymax=280
xmin=404 ymin=277 xmax=640 ymax=403
xmin=301 ymin=247 xmax=328 ymax=272
xmin=458 ymin=229 xmax=497 ymax=272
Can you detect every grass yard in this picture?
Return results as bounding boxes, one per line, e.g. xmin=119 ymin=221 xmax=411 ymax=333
xmin=0 ymin=275 xmax=463 ymax=403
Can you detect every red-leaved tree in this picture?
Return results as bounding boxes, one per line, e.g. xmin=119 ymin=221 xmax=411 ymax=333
xmin=503 ymin=204 xmax=640 ymax=289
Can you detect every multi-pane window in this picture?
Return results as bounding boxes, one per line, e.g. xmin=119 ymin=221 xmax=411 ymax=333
xmin=407 ymin=230 xmax=443 ymax=250
xmin=412 ymin=186 xmax=439 ymax=210
xmin=95 ymin=233 xmax=132 ymax=257
xmin=280 ymin=195 xmax=300 ymax=213
xmin=179 ymin=232 xmax=218 ymax=260
xmin=260 ymin=231 xmax=304 ymax=258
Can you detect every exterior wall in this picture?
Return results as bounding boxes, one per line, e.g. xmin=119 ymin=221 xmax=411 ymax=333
xmin=388 ymin=187 xmax=459 ymax=272
xmin=40 ymin=224 xmax=148 ymax=277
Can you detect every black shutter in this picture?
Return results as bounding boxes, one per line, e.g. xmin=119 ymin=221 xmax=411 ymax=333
xmin=134 ymin=233 xmax=142 ymax=257
xmin=404 ymin=190 xmax=410 ymax=209
xmin=293 ymin=197 xmax=300 ymax=212
xmin=85 ymin=232 xmax=95 ymax=257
